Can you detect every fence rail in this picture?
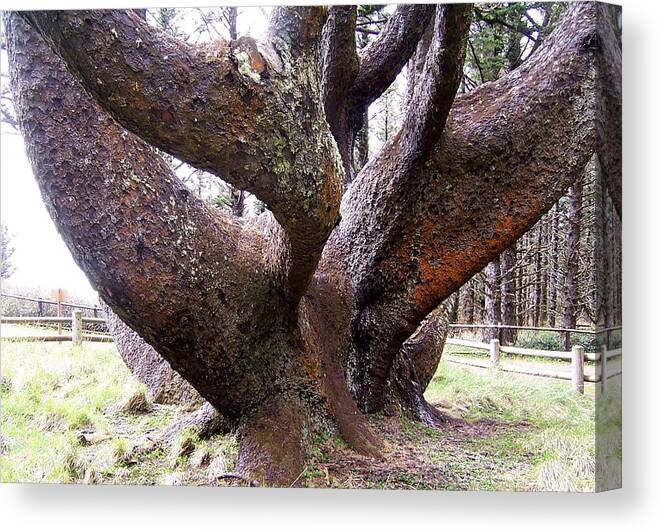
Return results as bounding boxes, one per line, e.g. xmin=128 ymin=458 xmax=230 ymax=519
xmin=444 ymin=336 xmax=622 ymax=394
xmin=1 ymin=292 xmax=102 ymax=315
xmin=448 ymin=322 xmax=622 ymax=351
xmin=1 ymin=311 xmax=111 ymax=344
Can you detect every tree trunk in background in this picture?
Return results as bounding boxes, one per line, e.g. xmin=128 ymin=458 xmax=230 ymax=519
xmin=500 ymin=246 xmax=517 ymax=345
xmin=230 ymin=188 xmax=245 ymax=217
xmin=474 ymin=276 xmax=484 ymax=324
xmin=539 ymin=215 xmax=549 ymax=325
xmin=548 ymin=204 xmax=560 ymax=327
xmin=532 ymin=224 xmax=543 ymax=327
xmin=483 ymin=258 xmax=500 ymax=341
xmin=354 ymin=112 xmax=369 ymax=172
xmin=459 ymin=280 xmax=475 ymax=323
xmin=599 ymin=169 xmax=616 ymax=329
xmin=562 ymin=174 xmax=584 ymax=329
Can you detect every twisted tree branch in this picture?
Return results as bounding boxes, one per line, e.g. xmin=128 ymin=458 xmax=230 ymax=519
xmin=23 ymin=8 xmax=343 ymax=304
xmin=348 ymin=4 xmax=436 ymax=115
xmin=337 ymin=2 xmax=621 ymax=410
xmin=6 ymin=13 xmax=279 ymax=416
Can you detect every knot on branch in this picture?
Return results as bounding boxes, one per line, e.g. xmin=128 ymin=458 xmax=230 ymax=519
xmin=230 ymin=36 xmax=267 ymax=83
xmin=580 ymin=31 xmax=602 ymax=53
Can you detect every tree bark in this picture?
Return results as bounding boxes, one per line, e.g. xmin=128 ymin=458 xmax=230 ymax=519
xmin=562 ymin=174 xmax=584 ymax=329
xmin=7 ymin=2 xmax=621 ymax=485
xmin=483 ymin=259 xmax=500 ymax=342
xmin=103 ymin=302 xmax=202 ymax=407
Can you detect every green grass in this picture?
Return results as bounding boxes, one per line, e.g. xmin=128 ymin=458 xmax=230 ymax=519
xmin=0 ymin=342 xmax=126 ymax=482
xmin=0 ymin=340 xmax=239 ymax=486
xmin=424 ymin=360 xmax=621 ymax=491
xmin=1 ymin=339 xmax=619 ymax=491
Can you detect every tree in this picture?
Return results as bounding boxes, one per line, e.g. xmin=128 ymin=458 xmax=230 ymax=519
xmin=1 ymin=222 xmax=15 ymax=280
xmin=5 ymin=3 xmax=621 ymax=485
xmin=561 ymin=173 xmax=584 ymax=329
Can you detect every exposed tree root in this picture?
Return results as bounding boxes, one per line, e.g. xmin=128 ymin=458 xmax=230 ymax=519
xmin=213 ymin=473 xmax=259 ymax=487
xmin=161 ymin=402 xmax=233 ymax=445
xmin=390 ymin=350 xmax=456 ymax=428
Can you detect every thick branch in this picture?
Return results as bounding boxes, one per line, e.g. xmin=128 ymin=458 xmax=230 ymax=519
xmin=336 ymin=2 xmax=621 ymax=410
xmin=348 ymin=4 xmax=436 ymax=115
xmin=6 ymin=13 xmax=281 ymax=417
xmin=593 ymin=7 xmax=622 ymax=217
xmin=103 ymin=302 xmax=202 ymax=406
xmin=398 ymin=4 xmax=472 ymax=157
xmin=267 ymin=5 xmax=328 ymax=57
xmin=320 ymin=5 xmax=359 ymax=178
xmin=23 ymin=9 xmax=343 ymax=303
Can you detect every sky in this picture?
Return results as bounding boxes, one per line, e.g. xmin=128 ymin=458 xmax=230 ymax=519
xmin=1 ymin=123 xmax=99 ymax=297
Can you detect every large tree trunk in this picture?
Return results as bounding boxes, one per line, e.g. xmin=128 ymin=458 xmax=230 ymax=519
xmin=6 ymin=3 xmax=620 ymax=486
xmin=103 ymin=302 xmax=203 ymax=407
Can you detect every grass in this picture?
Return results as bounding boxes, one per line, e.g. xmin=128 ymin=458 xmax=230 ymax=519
xmin=425 ymin=361 xmax=621 ymax=491
xmin=0 ymin=340 xmax=238 ymax=485
xmin=1 ymin=339 xmax=620 ymax=490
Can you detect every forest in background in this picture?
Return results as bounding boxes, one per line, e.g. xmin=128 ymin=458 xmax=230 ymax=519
xmin=0 ymin=2 xmax=622 ymax=491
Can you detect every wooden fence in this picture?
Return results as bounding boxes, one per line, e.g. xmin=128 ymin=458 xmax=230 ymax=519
xmin=447 ymin=322 xmax=621 ymax=351
xmin=1 ymin=311 xmax=112 ymax=343
xmin=445 ymin=323 xmax=622 ymax=394
xmin=1 ymin=291 xmax=102 ymax=316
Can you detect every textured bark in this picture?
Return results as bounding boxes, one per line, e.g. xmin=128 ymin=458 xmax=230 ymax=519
xmin=7 ymin=3 xmax=621 ymax=485
xmin=321 ymin=4 xmax=436 ymax=181
xmin=349 ymin=4 xmax=436 ymax=114
xmin=23 ymin=8 xmax=343 ymax=303
xmin=483 ymin=259 xmax=500 ymax=342
xmin=103 ymin=302 xmax=202 ymax=407
xmin=320 ymin=5 xmax=359 ymax=179
xmin=162 ymin=402 xmax=232 ymax=444
xmin=562 ymin=175 xmax=584 ymax=329
xmin=337 ymin=3 xmax=618 ymax=411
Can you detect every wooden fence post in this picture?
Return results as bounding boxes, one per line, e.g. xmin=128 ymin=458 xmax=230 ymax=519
xmin=564 ymin=331 xmax=571 ymax=351
xmin=490 ymin=339 xmax=500 ymax=367
xmin=55 ymin=288 xmax=63 ymax=334
xmin=606 ymin=329 xmax=611 ymax=350
xmin=72 ymin=310 xmax=83 ymax=346
xmin=600 ymin=344 xmax=608 ymax=394
xmin=571 ymin=345 xmax=585 ymax=394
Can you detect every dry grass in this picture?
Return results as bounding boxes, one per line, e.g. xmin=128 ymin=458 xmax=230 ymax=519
xmin=118 ymin=385 xmax=153 ymax=415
